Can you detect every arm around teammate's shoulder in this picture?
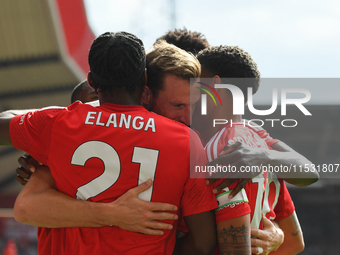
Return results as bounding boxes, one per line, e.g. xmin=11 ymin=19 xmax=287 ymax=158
xmin=270 ymin=142 xmax=319 ymax=187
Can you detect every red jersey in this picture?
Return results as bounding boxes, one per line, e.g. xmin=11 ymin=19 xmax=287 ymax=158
xmin=242 ymin=119 xmax=281 ymax=148
xmin=10 ymin=102 xmax=217 ymax=255
xmin=205 ymin=122 xmax=295 ymax=226
xmin=206 ymin=122 xmax=294 ymax=255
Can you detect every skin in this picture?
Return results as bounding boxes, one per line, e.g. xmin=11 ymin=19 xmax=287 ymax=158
xmin=217 ymin=214 xmax=251 ymax=255
xmin=142 ymin=73 xmax=194 ymax=127
xmin=13 ymin=73 xmax=308 ymax=253
xmin=15 ymin=166 xmax=178 ymax=233
xmin=75 ymin=83 xmax=98 ymax=103
xmin=269 ymin=212 xmax=304 ymax=255
xmin=6 ymin=69 xmax=217 ymax=254
xmin=2 ymin=72 xmax=179 ymax=235
xmin=12 ymin=64 xmax=314 ymax=254
xmin=251 ymin=215 xmax=284 ymax=255
xmin=193 ymin=74 xmax=307 ymax=254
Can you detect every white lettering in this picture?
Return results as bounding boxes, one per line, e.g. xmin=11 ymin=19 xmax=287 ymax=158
xmin=265 ymin=119 xmax=280 ymax=127
xmin=215 ymin=84 xmax=245 ymax=114
xmin=106 ymin=113 xmax=117 ymax=127
xmin=213 ymin=119 xmax=228 ymax=127
xmin=144 ymin=118 xmax=156 ymax=132
xmin=96 ymin=112 xmax=105 ymax=126
xmin=247 ymin=119 xmax=264 ymax=127
xmin=248 ymin=87 xmax=278 ymax=115
xmin=281 ymin=119 xmax=298 ymax=127
xmin=119 ymin=113 xmax=131 ymax=129
xmin=132 ymin=116 xmax=144 ymax=130
xmin=85 ymin=112 xmax=97 ymax=125
xmin=281 ymin=88 xmax=312 ymax=116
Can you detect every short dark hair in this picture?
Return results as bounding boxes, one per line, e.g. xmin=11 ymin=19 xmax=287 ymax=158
xmin=88 ymin=32 xmax=145 ymax=94
xmin=71 ymin=80 xmax=88 ymax=103
xmin=155 ymin=28 xmax=209 ymax=55
xmin=197 ymin=45 xmax=261 ymax=95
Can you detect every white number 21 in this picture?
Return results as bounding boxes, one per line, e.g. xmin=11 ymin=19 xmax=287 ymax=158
xmin=71 ymin=141 xmax=159 ymax=201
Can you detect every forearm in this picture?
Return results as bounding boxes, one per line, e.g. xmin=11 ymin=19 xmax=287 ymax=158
xmin=217 ymin=214 xmax=251 ymax=255
xmin=173 ymin=232 xmax=198 ymax=255
xmin=14 ymin=181 xmax=109 ymax=228
xmin=270 ymin=212 xmax=304 ymax=255
xmin=174 ymin=211 xmax=217 ymax=255
xmin=0 ymin=109 xmax=38 ymax=145
xmin=269 ymin=142 xmax=319 ymax=186
xmin=14 ymin=167 xmax=179 ymax=234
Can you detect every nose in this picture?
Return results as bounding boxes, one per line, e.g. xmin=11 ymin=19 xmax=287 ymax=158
xmin=177 ymin=106 xmax=191 ymax=126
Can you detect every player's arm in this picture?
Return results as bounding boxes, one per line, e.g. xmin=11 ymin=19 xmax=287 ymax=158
xmin=0 ymin=110 xmax=16 ymax=145
xmin=250 ymin=216 xmax=284 ymax=255
xmin=217 ymin=214 xmax=251 ymax=255
xmin=14 ymin=166 xmax=178 ymax=235
xmin=269 ymin=211 xmax=304 ymax=255
xmin=207 ymin=142 xmax=319 ymax=195
xmin=270 ymin=141 xmax=319 ymax=186
xmin=173 ymin=210 xmax=217 ymax=255
xmin=0 ymin=109 xmax=38 ymax=145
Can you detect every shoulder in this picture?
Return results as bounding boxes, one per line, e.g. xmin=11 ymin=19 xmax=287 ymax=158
xmin=37 ymin=101 xmax=83 ymax=117
xmin=149 ymin=111 xmax=191 ymax=136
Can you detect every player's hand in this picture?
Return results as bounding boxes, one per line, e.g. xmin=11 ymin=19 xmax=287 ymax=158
xmin=206 ymin=142 xmax=267 ymax=196
xmin=15 ymin=154 xmax=41 ymax=185
xmin=108 ymin=179 xmax=178 ymax=235
xmin=251 ymin=215 xmax=284 ymax=254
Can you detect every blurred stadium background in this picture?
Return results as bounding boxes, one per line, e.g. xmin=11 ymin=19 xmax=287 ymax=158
xmin=0 ymin=0 xmax=339 ymax=254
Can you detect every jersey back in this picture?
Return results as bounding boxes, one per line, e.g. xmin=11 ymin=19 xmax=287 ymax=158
xmin=10 ymin=102 xmax=217 ymax=255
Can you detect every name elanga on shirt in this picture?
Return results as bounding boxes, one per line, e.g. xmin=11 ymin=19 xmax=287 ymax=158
xmin=84 ymin=111 xmax=156 ymax=132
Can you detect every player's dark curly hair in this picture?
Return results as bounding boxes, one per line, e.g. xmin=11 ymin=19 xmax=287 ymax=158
xmin=88 ymin=32 xmax=145 ymax=94
xmin=197 ymin=45 xmax=261 ymax=95
xmin=155 ymin=28 xmax=209 ymax=55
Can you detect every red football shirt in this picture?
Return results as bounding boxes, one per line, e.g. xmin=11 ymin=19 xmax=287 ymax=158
xmin=242 ymin=119 xmax=281 ymax=148
xmin=206 ymin=122 xmax=294 ymax=255
xmin=10 ymin=102 xmax=217 ymax=255
xmin=205 ymin=122 xmax=294 ymax=226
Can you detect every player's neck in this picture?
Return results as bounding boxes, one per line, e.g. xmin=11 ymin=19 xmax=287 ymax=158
xmin=99 ymin=90 xmax=142 ymax=106
xmin=199 ymin=109 xmax=243 ymax=144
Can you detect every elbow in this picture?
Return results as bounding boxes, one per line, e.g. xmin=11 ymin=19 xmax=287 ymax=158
xmin=289 ymin=170 xmax=320 ymax=187
xmin=291 ymin=240 xmax=305 ymax=254
xmin=194 ymin=239 xmax=217 ymax=255
xmin=306 ymin=175 xmax=319 ymax=186
xmin=296 ymin=173 xmax=320 ymax=187
xmin=295 ymin=238 xmax=305 ymax=254
xmin=289 ymin=234 xmax=305 ymax=254
xmin=14 ymin=196 xmax=30 ymax=223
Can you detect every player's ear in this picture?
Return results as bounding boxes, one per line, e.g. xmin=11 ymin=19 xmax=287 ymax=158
xmin=87 ymin=72 xmax=100 ymax=93
xmin=141 ymin=86 xmax=153 ymax=109
xmin=212 ymin=75 xmax=221 ymax=86
xmin=142 ymin=68 xmax=147 ymax=86
xmin=87 ymin=72 xmax=95 ymax=89
xmin=212 ymin=75 xmax=223 ymax=93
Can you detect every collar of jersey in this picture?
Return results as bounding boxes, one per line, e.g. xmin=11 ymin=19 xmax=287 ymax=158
xmin=99 ymin=102 xmax=146 ymax=112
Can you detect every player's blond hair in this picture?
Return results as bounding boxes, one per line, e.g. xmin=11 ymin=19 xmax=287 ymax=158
xmin=146 ymin=40 xmax=201 ymax=97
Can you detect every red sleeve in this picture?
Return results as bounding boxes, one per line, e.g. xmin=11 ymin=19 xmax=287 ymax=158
xmin=273 ymin=179 xmax=295 ymax=221
xmin=214 ymin=180 xmax=250 ymax=224
xmin=247 ymin=124 xmax=280 ymax=148
xmin=181 ymin=178 xmax=217 ymax=217
xmin=9 ymin=105 xmax=76 ymax=164
xmin=215 ymin=203 xmax=251 ymax=224
xmin=182 ymin=129 xmax=217 ymax=217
